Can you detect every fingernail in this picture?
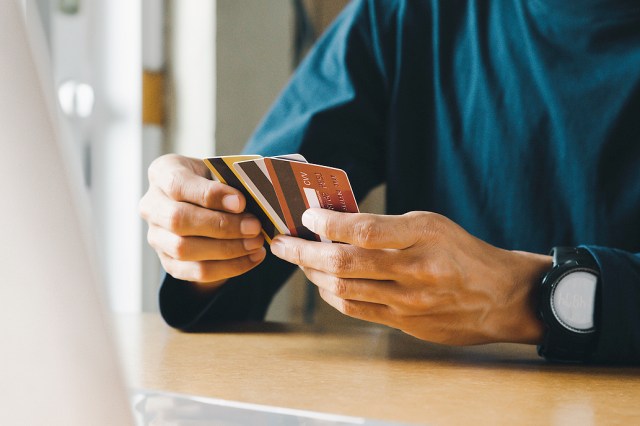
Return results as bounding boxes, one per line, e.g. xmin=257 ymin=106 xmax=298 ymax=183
xmin=302 ymin=209 xmax=318 ymax=229
xmin=243 ymin=236 xmax=264 ymax=251
xmin=241 ymin=218 xmax=261 ymax=236
xmin=249 ymin=247 xmax=266 ymax=262
xmin=270 ymin=239 xmax=284 ymax=257
xmin=222 ymin=195 xmax=240 ymax=212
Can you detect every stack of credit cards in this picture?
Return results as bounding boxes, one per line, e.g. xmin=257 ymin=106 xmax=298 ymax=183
xmin=203 ymin=154 xmax=359 ymax=244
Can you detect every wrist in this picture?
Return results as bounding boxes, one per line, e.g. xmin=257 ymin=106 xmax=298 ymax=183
xmin=498 ymin=251 xmax=552 ymax=344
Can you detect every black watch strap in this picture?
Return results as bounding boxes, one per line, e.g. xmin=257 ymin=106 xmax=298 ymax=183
xmin=540 ymin=325 xmax=594 ymax=361
xmin=552 ymin=247 xmax=596 ymax=269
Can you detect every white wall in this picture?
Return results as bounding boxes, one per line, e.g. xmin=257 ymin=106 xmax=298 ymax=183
xmin=168 ymin=0 xmax=217 ymax=159
xmin=89 ymin=0 xmax=143 ymax=312
xmin=215 ymin=0 xmax=294 ymax=155
xmin=46 ymin=0 xmax=143 ymax=313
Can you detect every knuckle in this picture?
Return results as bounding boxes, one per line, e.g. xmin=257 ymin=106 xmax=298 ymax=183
xmin=149 ymin=155 xmax=182 ymax=185
xmin=353 ymin=217 xmax=380 ymax=247
xmin=419 ymin=211 xmax=445 ymax=231
xmin=421 ymin=260 xmax=441 ymax=280
xmin=167 ymin=204 xmax=187 ymax=232
xmin=331 ymin=276 xmax=349 ymax=298
xmin=327 ymin=250 xmax=352 ymax=274
xmin=400 ymin=289 xmax=430 ymax=312
xmin=424 ymin=258 xmax=455 ymax=282
xmin=403 ymin=210 xmax=425 ymax=222
xmin=191 ymin=262 xmax=209 ymax=282
xmin=172 ymin=236 xmax=190 ymax=259
xmin=404 ymin=211 xmax=428 ymax=234
xmin=289 ymin=243 xmax=304 ymax=265
xmin=319 ymin=214 xmax=334 ymax=235
xmin=401 ymin=211 xmax=445 ymax=246
xmin=210 ymin=213 xmax=230 ymax=235
xmin=200 ymin=185 xmax=217 ymax=208
xmin=147 ymin=156 xmax=164 ymax=182
xmin=340 ymin=300 xmax=360 ymax=317
xmin=166 ymin=171 xmax=186 ymax=200
xmin=426 ymin=212 xmax=447 ymax=229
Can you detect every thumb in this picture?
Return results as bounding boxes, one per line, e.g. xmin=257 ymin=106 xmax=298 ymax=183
xmin=301 ymin=208 xmax=419 ymax=249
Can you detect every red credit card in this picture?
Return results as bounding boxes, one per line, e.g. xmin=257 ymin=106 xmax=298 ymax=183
xmin=263 ymin=158 xmax=359 ymax=241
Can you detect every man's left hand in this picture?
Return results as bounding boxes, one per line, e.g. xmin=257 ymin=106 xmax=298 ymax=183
xmin=270 ymin=209 xmax=551 ymax=345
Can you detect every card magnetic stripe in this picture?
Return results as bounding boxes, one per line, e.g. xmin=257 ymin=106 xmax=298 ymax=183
xmin=268 ymin=159 xmax=319 ymax=241
xmin=234 ymin=160 xmax=287 ymax=232
xmin=205 ymin=157 xmax=277 ymax=242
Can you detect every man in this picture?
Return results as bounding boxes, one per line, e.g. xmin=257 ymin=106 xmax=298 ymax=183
xmin=140 ymin=0 xmax=640 ymax=363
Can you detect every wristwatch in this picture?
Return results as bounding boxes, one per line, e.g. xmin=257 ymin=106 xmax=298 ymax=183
xmin=537 ymin=247 xmax=600 ymax=362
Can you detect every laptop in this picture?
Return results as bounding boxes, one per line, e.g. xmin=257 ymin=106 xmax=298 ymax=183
xmin=0 ymin=1 xmax=133 ymax=424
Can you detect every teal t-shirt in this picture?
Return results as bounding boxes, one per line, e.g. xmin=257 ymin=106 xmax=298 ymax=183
xmin=161 ymin=0 xmax=640 ymax=362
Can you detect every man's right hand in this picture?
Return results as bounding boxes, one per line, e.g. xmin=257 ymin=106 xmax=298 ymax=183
xmin=139 ymin=154 xmax=266 ymax=290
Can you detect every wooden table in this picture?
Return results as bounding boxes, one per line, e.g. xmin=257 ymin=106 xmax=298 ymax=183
xmin=114 ymin=314 xmax=640 ymax=425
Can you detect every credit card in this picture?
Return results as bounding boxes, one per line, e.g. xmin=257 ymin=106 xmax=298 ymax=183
xmin=263 ymin=158 xmax=359 ymax=241
xmin=203 ymin=155 xmax=277 ymax=243
xmin=233 ymin=158 xmax=289 ymax=235
xmin=232 ymin=154 xmax=308 ymax=236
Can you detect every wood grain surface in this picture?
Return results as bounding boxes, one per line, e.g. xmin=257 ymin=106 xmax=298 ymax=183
xmin=114 ymin=314 xmax=640 ymax=425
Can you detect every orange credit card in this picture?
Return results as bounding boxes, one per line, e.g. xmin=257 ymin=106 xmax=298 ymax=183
xmin=262 ymin=158 xmax=359 ymax=242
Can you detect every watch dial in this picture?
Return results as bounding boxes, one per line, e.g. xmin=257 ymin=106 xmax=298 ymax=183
xmin=552 ymin=271 xmax=597 ymax=331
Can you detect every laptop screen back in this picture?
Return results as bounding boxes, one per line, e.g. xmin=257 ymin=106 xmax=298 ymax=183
xmin=0 ymin=1 xmax=132 ymax=424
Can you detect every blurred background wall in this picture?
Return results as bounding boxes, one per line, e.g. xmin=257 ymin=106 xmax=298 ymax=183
xmin=37 ymin=0 xmax=384 ymax=327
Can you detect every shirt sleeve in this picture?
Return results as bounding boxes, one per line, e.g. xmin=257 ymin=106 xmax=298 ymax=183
xmin=159 ymin=256 xmax=296 ymax=330
xmin=584 ymin=246 xmax=640 ymax=363
xmin=159 ymin=0 xmax=395 ymax=330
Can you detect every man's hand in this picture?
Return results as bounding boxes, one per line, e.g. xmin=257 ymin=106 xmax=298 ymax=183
xmin=270 ymin=209 xmax=551 ymax=345
xmin=139 ymin=154 xmax=267 ymax=290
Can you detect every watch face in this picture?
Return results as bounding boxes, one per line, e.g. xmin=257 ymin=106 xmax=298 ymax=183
xmin=551 ymin=270 xmax=598 ymax=332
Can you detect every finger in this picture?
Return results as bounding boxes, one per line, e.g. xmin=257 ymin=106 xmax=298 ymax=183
xmin=270 ymin=235 xmax=397 ymax=280
xmin=148 ymin=225 xmax=264 ymax=261
xmin=301 ymin=209 xmax=430 ymax=249
xmin=158 ymin=248 xmax=266 ymax=283
xmin=149 ymin=160 xmax=246 ymax=213
xmin=302 ymin=267 xmax=399 ymax=305
xmin=317 ymin=288 xmax=399 ymax=328
xmin=144 ymin=189 xmax=262 ymax=238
